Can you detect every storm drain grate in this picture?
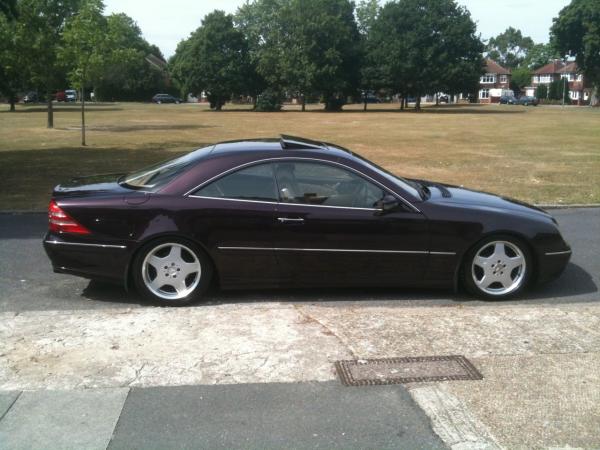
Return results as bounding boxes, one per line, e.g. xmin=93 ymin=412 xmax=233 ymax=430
xmin=335 ymin=355 xmax=483 ymax=386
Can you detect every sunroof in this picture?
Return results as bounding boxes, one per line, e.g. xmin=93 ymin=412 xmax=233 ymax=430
xmin=280 ymin=135 xmax=326 ymax=150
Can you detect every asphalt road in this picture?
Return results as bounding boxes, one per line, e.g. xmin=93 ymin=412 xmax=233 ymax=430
xmin=0 ymin=208 xmax=598 ymax=313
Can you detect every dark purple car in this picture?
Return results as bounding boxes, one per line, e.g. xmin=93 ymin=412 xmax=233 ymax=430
xmin=44 ymin=136 xmax=571 ymax=305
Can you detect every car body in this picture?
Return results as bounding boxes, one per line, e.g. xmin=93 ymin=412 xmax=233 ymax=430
xmin=499 ymin=95 xmax=517 ymax=105
xmin=152 ymin=94 xmax=181 ymax=104
xmin=43 ymin=136 xmax=571 ymax=305
xmin=65 ymin=89 xmax=77 ymax=102
xmin=438 ymin=95 xmax=449 ymax=103
xmin=54 ymin=91 xmax=66 ymax=102
xmin=517 ymin=96 xmax=539 ymax=106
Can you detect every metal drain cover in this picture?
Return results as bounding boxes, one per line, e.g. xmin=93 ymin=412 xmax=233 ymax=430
xmin=335 ymin=355 xmax=483 ymax=386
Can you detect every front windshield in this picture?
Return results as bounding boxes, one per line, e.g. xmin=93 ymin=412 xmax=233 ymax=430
xmin=120 ymin=146 xmax=213 ymax=190
xmin=349 ymin=152 xmax=421 ymax=199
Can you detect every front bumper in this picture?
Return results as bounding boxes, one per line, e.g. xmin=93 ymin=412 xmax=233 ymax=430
xmin=536 ymin=249 xmax=572 ymax=284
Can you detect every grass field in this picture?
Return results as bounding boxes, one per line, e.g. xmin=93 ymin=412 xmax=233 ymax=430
xmin=0 ymin=101 xmax=599 ymax=210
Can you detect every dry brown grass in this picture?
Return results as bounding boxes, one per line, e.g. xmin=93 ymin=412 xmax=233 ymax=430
xmin=1 ymin=101 xmax=599 ymax=210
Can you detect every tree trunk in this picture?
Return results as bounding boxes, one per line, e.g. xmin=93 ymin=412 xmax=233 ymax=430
xmin=81 ymin=86 xmax=86 ymax=146
xmin=591 ymin=86 xmax=599 ymax=106
xmin=416 ymin=95 xmax=421 ymax=111
xmin=301 ymin=95 xmax=306 ymax=112
xmin=47 ymin=94 xmax=54 ymax=129
xmin=435 ymin=93 xmax=439 ymax=106
xmin=400 ymin=94 xmax=404 ymax=110
xmin=363 ymin=97 xmax=367 ymax=111
xmin=9 ymin=93 xmax=16 ymax=112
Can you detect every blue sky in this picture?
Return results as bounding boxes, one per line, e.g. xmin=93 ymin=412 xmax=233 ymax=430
xmin=104 ymin=0 xmax=571 ymax=59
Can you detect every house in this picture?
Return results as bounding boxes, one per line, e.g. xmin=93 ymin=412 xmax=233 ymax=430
xmin=478 ymin=59 xmax=512 ymax=103
xmin=525 ymin=60 xmax=591 ymax=105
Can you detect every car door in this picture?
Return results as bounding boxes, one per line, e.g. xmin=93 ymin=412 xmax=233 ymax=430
xmin=187 ymin=163 xmax=282 ymax=288
xmin=271 ymin=160 xmax=429 ymax=287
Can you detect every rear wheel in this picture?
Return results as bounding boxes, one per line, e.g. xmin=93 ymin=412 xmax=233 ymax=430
xmin=463 ymin=236 xmax=531 ymax=300
xmin=133 ymin=238 xmax=212 ymax=306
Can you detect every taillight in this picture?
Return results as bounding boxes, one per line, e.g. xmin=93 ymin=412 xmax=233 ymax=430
xmin=48 ymin=200 xmax=91 ymax=235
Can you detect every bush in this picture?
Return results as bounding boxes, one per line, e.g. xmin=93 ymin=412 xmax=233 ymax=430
xmin=255 ymin=89 xmax=283 ymax=111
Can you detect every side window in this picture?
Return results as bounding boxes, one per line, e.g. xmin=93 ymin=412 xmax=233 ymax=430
xmin=194 ymin=163 xmax=277 ymax=202
xmin=273 ymin=161 xmax=386 ymax=209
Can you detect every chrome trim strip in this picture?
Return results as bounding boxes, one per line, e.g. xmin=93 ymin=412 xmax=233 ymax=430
xmin=187 ymin=195 xmax=379 ymax=212
xmin=44 ymin=240 xmax=127 ymax=250
xmin=429 ymin=251 xmax=457 ymax=256
xmin=183 ymin=157 xmax=421 ymax=213
xmin=545 ymin=250 xmax=572 ymax=256
xmin=218 ymin=246 xmax=444 ymax=255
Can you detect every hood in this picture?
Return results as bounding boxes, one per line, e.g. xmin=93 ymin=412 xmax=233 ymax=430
xmin=418 ymin=180 xmax=552 ymax=219
xmin=53 ymin=173 xmax=131 ymax=198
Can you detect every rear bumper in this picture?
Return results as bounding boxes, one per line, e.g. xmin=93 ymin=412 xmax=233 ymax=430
xmin=536 ymin=249 xmax=571 ymax=284
xmin=43 ymin=233 xmax=131 ymax=283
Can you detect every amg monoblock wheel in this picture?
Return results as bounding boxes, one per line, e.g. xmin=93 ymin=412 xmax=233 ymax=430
xmin=133 ymin=238 xmax=213 ymax=306
xmin=463 ymin=236 xmax=532 ymax=300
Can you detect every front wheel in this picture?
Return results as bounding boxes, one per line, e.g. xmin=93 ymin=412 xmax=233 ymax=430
xmin=133 ymin=238 xmax=213 ymax=306
xmin=463 ymin=236 xmax=532 ymax=300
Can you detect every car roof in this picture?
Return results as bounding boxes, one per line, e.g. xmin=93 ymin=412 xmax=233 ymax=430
xmin=208 ymin=135 xmax=354 ymax=158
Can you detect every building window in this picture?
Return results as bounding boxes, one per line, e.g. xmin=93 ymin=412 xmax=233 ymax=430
xmin=584 ymin=91 xmax=589 ymax=100
xmin=480 ymin=74 xmax=496 ymax=84
xmin=479 ymin=89 xmax=490 ymax=99
xmin=538 ymin=75 xmax=552 ymax=83
xmin=561 ymin=73 xmax=575 ymax=81
xmin=570 ymin=91 xmax=579 ymax=100
xmin=499 ymin=75 xmax=508 ymax=83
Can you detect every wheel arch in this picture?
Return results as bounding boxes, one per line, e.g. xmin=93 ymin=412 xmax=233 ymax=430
xmin=453 ymin=230 xmax=538 ymax=292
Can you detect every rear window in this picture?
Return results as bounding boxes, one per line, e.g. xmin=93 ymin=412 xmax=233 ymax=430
xmin=120 ymin=146 xmax=213 ymax=190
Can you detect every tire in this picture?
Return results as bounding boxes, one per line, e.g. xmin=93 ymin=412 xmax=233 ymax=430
xmin=132 ymin=237 xmax=213 ymax=306
xmin=462 ymin=235 xmax=532 ymax=300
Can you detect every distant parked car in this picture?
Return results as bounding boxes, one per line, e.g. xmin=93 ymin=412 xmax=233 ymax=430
xmin=53 ymin=91 xmax=66 ymax=102
xmin=65 ymin=89 xmax=77 ymax=102
xmin=438 ymin=95 xmax=449 ymax=103
xmin=152 ymin=94 xmax=181 ymax=104
xmin=499 ymin=95 xmax=517 ymax=105
xmin=23 ymin=91 xmax=38 ymax=103
xmin=361 ymin=94 xmax=381 ymax=104
xmin=517 ymin=96 xmax=538 ymax=106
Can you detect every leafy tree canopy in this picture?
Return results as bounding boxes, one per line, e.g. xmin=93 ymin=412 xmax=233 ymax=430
xmin=551 ymin=0 xmax=600 ymax=90
xmin=486 ymin=27 xmax=534 ymax=68
xmin=170 ymin=10 xmax=250 ymax=110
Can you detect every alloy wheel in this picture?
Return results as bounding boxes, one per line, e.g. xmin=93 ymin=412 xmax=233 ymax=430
xmin=142 ymin=243 xmax=201 ymax=300
xmin=471 ymin=240 xmax=527 ymax=296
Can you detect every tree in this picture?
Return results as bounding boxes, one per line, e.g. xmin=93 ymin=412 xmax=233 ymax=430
xmin=236 ymin=0 xmax=361 ymax=112
xmin=60 ymin=0 xmax=108 ymax=145
xmin=486 ymin=27 xmax=534 ymax=69
xmin=511 ymin=66 xmax=532 ymax=95
xmin=370 ymin=0 xmax=483 ymax=111
xmin=356 ymin=0 xmax=382 ymax=110
xmin=170 ymin=11 xmax=250 ymax=110
xmin=551 ymin=0 xmax=600 ymax=104
xmin=536 ymin=84 xmax=548 ymax=100
xmin=0 ymin=0 xmax=17 ymax=19
xmin=18 ymin=0 xmax=83 ymax=128
xmin=523 ymin=43 xmax=559 ymax=69
xmin=93 ymin=13 xmax=170 ymax=101
xmin=0 ymin=12 xmax=27 ymax=111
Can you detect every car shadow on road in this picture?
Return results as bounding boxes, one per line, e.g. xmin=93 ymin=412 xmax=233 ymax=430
xmin=80 ymin=262 xmax=597 ymax=308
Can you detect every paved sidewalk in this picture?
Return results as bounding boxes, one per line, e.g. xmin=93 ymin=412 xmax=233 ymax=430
xmin=2 ymin=302 xmax=600 ymax=448
xmin=0 ymin=382 xmax=444 ymax=450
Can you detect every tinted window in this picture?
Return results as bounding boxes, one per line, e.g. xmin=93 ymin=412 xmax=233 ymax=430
xmin=120 ymin=146 xmax=213 ymax=190
xmin=195 ymin=164 xmax=277 ymax=202
xmin=274 ymin=162 xmax=386 ymax=209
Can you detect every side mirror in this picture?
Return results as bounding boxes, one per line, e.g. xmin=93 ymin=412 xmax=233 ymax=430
xmin=376 ymin=194 xmax=400 ymax=213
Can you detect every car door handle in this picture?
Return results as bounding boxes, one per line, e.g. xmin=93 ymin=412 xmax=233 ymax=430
xmin=277 ymin=217 xmax=305 ymax=224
